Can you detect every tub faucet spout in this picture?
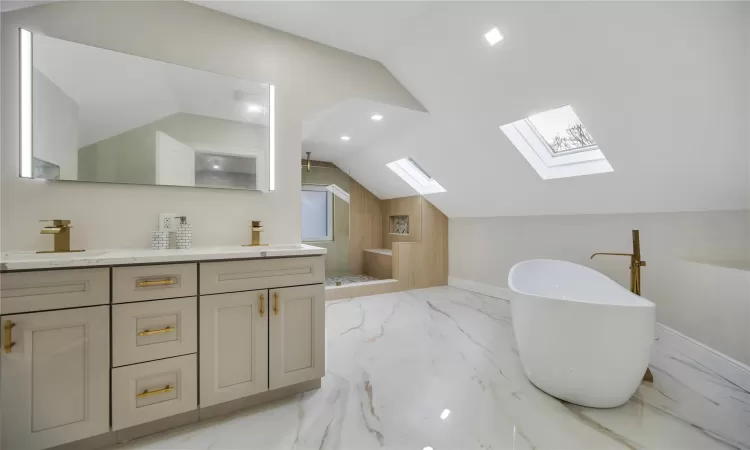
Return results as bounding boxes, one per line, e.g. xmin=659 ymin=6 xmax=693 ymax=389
xmin=590 ymin=230 xmax=646 ymax=296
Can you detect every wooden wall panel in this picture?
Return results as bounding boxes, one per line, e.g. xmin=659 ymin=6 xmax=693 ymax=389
xmin=412 ymin=198 xmax=449 ymax=288
xmin=381 ymin=196 xmax=422 ymax=249
xmin=349 ymin=180 xmax=383 ymax=275
xmin=387 ymin=198 xmax=449 ymax=289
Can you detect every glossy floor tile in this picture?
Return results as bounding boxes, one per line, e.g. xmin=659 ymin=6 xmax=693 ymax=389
xmin=113 ymin=286 xmax=750 ymax=450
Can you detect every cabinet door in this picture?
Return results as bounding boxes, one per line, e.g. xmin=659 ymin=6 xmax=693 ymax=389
xmin=269 ymin=285 xmax=325 ymax=390
xmin=1 ymin=306 xmax=110 ymax=450
xmin=199 ymin=290 xmax=268 ymax=407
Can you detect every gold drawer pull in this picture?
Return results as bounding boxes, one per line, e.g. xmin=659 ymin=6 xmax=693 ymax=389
xmin=273 ymin=292 xmax=279 ymax=316
xmin=136 ymin=278 xmax=176 ymax=288
xmin=136 ymin=385 xmax=174 ymax=398
xmin=260 ymin=293 xmax=265 ymax=318
xmin=137 ymin=326 xmax=175 ymax=336
xmin=3 ymin=320 xmax=15 ymax=353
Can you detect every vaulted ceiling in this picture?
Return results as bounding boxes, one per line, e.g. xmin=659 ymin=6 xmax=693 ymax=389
xmin=191 ymin=1 xmax=749 ymax=218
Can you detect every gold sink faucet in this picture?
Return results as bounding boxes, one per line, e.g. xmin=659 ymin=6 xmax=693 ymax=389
xmin=38 ymin=220 xmax=84 ymax=253
xmin=243 ymin=220 xmax=267 ymax=247
xmin=591 ymin=229 xmax=652 ymax=382
xmin=591 ymin=230 xmax=647 ymax=295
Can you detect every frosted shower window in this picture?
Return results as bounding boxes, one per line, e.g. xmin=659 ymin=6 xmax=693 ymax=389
xmin=301 ymin=185 xmax=333 ymax=242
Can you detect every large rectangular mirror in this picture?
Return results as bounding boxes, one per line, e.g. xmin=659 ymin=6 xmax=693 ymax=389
xmin=21 ymin=30 xmax=274 ymax=191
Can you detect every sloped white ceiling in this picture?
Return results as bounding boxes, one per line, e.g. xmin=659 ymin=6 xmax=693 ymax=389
xmin=302 ymin=99 xmax=426 ymax=160
xmin=194 ymin=1 xmax=750 ymax=217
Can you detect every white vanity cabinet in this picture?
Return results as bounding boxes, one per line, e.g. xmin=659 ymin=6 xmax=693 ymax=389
xmin=0 ymin=306 xmax=110 ymax=450
xmin=199 ymin=257 xmax=325 ymax=407
xmin=199 ymin=290 xmax=269 ymax=407
xmin=269 ymin=285 xmax=325 ymax=389
xmin=0 ymin=250 xmax=326 ymax=450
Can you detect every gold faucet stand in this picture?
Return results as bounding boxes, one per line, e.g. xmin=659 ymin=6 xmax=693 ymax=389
xmin=591 ymin=229 xmax=653 ymax=383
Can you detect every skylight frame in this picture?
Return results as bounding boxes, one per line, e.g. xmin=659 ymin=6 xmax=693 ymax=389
xmin=500 ymin=105 xmax=613 ymax=180
xmin=386 ymin=157 xmax=446 ymax=195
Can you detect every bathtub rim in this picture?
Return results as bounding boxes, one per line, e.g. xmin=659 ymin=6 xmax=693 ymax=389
xmin=508 ymin=258 xmax=655 ymax=308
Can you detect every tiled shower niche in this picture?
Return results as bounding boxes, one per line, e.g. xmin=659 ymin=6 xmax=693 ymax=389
xmin=390 ymin=215 xmax=409 ymax=235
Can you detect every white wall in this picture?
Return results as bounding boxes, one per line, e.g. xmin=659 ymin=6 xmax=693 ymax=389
xmin=449 ymin=211 xmax=750 ymax=365
xmin=0 ymin=1 xmax=424 ymax=251
xmin=746 ymin=2 xmax=750 ymax=210
xmin=33 ymin=69 xmax=78 ymax=179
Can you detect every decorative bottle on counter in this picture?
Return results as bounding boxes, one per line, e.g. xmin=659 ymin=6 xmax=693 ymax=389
xmin=175 ymin=216 xmax=192 ymax=249
xmin=151 ymin=231 xmax=169 ymax=250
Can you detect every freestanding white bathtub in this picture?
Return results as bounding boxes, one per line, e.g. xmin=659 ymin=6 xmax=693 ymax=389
xmin=508 ymin=259 xmax=655 ymax=408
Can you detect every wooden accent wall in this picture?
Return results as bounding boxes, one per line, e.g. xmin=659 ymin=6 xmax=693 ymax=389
xmin=329 ymin=194 xmax=449 ymax=300
xmin=349 ymin=180 xmax=383 ymax=274
xmin=414 ymin=198 xmax=449 ymax=287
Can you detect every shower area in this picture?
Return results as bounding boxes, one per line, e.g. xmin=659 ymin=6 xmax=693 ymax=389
xmin=301 ymin=158 xmax=382 ymax=286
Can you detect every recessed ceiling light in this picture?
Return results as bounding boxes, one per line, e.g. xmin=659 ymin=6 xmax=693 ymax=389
xmin=484 ymin=27 xmax=504 ymax=46
xmin=213 ymin=164 xmax=221 ymax=170
xmin=423 ymin=447 xmax=434 ymax=450
xmin=440 ymin=409 xmax=451 ymax=420
xmin=371 ymin=114 xmax=383 ymax=121
xmin=247 ymin=103 xmax=264 ymax=113
xmin=340 ymin=135 xmax=351 ymax=141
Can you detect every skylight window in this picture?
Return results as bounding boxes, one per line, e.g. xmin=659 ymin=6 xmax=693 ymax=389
xmin=528 ymin=105 xmax=596 ymax=154
xmin=386 ymin=157 xmax=446 ymax=195
xmin=500 ymin=105 xmax=613 ymax=180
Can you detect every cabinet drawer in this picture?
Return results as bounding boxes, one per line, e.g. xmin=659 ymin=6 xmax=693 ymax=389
xmin=112 ymin=297 xmax=197 ymax=367
xmin=200 ymin=256 xmax=324 ymax=295
xmin=113 ymin=264 xmax=197 ymax=303
xmin=112 ymin=354 xmax=197 ymax=430
xmin=0 ymin=268 xmax=109 ymax=314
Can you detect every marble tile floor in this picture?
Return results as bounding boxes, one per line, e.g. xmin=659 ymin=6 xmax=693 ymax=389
xmin=112 ymin=286 xmax=750 ymax=450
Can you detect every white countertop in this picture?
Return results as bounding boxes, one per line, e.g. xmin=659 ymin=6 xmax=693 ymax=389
xmin=0 ymin=244 xmax=327 ymax=271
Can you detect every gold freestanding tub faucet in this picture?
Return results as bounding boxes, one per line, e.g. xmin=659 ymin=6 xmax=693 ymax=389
xmin=38 ymin=219 xmax=84 ymax=253
xmin=590 ymin=230 xmax=646 ymax=295
xmin=591 ymin=229 xmax=652 ymax=382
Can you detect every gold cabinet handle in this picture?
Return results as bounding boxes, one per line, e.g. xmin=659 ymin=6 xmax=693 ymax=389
xmin=136 ymin=278 xmax=176 ymax=288
xmin=260 ymin=293 xmax=265 ymax=318
xmin=136 ymin=384 xmax=174 ymax=398
xmin=273 ymin=292 xmax=279 ymax=316
xmin=3 ymin=320 xmax=15 ymax=353
xmin=137 ymin=326 xmax=175 ymax=336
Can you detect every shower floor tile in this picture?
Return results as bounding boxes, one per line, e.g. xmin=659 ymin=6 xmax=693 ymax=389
xmin=325 ymin=274 xmax=380 ymax=286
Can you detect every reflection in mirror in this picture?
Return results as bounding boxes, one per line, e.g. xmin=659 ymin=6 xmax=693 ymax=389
xmin=24 ymin=31 xmax=273 ymax=191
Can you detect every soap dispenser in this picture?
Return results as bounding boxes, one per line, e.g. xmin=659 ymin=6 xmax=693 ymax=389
xmin=175 ymin=216 xmax=192 ymax=249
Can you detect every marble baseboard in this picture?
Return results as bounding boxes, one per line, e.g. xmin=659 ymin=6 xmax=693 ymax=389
xmin=655 ymin=323 xmax=750 ymax=393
